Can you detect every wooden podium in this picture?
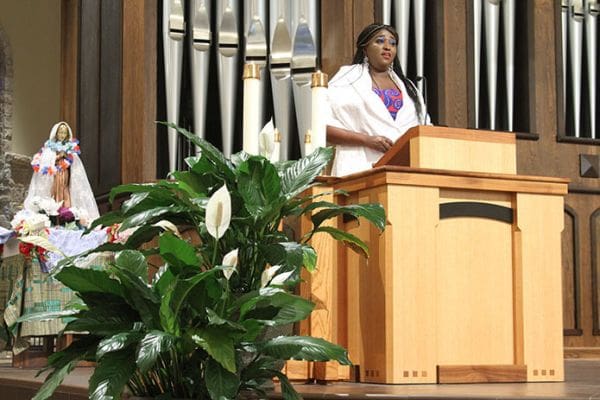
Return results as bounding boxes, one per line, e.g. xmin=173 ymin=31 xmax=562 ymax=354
xmin=290 ymin=126 xmax=568 ymax=384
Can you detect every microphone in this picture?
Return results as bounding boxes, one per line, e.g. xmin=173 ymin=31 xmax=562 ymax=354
xmin=415 ymin=76 xmax=428 ymax=125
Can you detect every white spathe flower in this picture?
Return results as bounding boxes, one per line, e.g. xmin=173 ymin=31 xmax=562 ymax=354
xmin=270 ymin=270 xmax=294 ymax=286
xmin=221 ymin=248 xmax=239 ymax=280
xmin=205 ymin=184 xmax=231 ymax=240
xmin=153 ymin=220 xmax=182 ymax=238
xmin=260 ymin=264 xmax=282 ymax=288
xmin=222 ymin=248 xmax=239 ymax=268
xmin=19 ymin=235 xmax=63 ymax=256
xmin=258 ymin=118 xmax=275 ymax=158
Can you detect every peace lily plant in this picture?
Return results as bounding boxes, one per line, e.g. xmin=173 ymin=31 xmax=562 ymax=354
xmin=24 ymin=123 xmax=386 ymax=400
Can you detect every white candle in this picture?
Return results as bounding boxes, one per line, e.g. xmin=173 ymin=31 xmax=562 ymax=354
xmin=271 ymin=128 xmax=281 ymax=162
xmin=243 ymin=63 xmax=261 ymax=155
xmin=304 ymin=129 xmax=314 ymax=156
xmin=310 ymin=71 xmax=329 ymax=150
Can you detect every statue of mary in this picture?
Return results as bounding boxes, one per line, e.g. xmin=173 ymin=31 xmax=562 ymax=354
xmin=23 ymin=121 xmax=99 ymax=225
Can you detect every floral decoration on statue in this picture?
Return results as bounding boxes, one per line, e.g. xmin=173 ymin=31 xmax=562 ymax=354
xmin=31 ymin=138 xmax=80 ymax=176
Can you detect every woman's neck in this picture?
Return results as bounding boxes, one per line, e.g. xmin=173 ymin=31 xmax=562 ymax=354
xmin=369 ymin=67 xmax=389 ymax=77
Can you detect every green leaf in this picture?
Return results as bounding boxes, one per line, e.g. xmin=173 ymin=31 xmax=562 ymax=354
xmin=87 ymin=210 xmax=124 ymax=232
xmin=205 ymin=358 xmax=240 ymax=400
xmin=152 ymin=264 xmax=175 ymax=295
xmin=310 ymin=203 xmax=386 ymax=231
xmin=108 ymin=182 xmax=163 ymax=204
xmin=136 ymin=330 xmax=177 ymax=373
xmin=302 ymin=246 xmax=317 ymax=273
xmin=237 ymin=157 xmax=283 ymax=218
xmin=279 ymin=147 xmax=333 ymax=199
xmin=239 ymin=319 xmax=264 ymax=342
xmin=312 ymin=226 xmax=370 ymax=258
xmin=170 ymin=170 xmax=209 ymax=197
xmin=261 ymin=336 xmax=351 ymax=365
xmin=88 ymin=349 xmax=136 ymax=400
xmin=97 ymin=331 xmax=143 ymax=359
xmin=64 ymin=315 xmax=137 ymax=336
xmin=109 ymin=266 xmax=160 ymax=329
xmin=272 ymin=371 xmax=302 ymax=400
xmin=115 ymin=250 xmax=148 ymax=282
xmin=55 ymin=267 xmax=124 ymax=297
xmin=33 ymin=336 xmax=99 ymax=400
xmin=239 ymin=289 xmax=314 ymax=325
xmin=190 ymin=327 xmax=236 ymax=373
xmin=159 ymin=122 xmax=236 ymax=181
xmin=159 ymin=269 xmax=217 ymax=334
xmin=33 ymin=359 xmax=78 ymax=400
xmin=119 ymin=205 xmax=186 ymax=231
xmin=263 ymin=242 xmax=315 ymax=270
xmin=159 ymin=233 xmax=200 ymax=269
xmin=230 ymin=151 xmax=250 ymax=167
xmin=16 ymin=309 xmax=79 ymax=323
xmin=123 ymin=225 xmax=163 ymax=249
xmin=206 ymin=309 xmax=246 ymax=332
xmin=121 ymin=191 xmax=176 ymax=215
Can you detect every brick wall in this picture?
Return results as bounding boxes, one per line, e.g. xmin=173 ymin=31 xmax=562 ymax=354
xmin=0 ymin=25 xmax=16 ymax=228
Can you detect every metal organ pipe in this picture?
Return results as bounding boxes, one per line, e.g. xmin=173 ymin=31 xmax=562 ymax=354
xmin=190 ymin=0 xmax=211 ymax=153
xmin=269 ymin=0 xmax=294 ymax=160
xmin=484 ymin=0 xmax=500 ymax=130
xmin=244 ymin=0 xmax=268 ymax=145
xmin=163 ymin=0 xmax=185 ymax=173
xmin=586 ymin=0 xmax=598 ymax=139
xmin=473 ymin=0 xmax=482 ymax=128
xmin=382 ymin=0 xmax=392 ymax=25
xmin=394 ymin=0 xmax=411 ymax=74
xmin=561 ymin=0 xmax=569 ymax=118
xmin=503 ymin=0 xmax=515 ymax=132
xmin=413 ymin=0 xmax=426 ymax=93
xmin=217 ymin=0 xmax=240 ymax=156
xmin=569 ymin=0 xmax=584 ymax=138
xmin=291 ymin=0 xmax=318 ymax=157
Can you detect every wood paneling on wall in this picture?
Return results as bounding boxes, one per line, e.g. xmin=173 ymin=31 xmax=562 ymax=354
xmin=60 ymin=0 xmax=78 ymax=129
xmin=435 ymin=1 xmax=468 ymax=128
xmin=78 ymin=0 xmax=122 ymax=201
xmin=122 ymin=0 xmax=156 ymax=184
xmin=321 ymin=0 xmax=376 ymax=77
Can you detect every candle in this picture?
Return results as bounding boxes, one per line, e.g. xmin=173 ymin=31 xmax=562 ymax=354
xmin=243 ymin=63 xmax=261 ymax=154
xmin=271 ymin=128 xmax=281 ymax=162
xmin=310 ymin=71 xmax=329 ymax=150
xmin=304 ymin=129 xmax=314 ymax=156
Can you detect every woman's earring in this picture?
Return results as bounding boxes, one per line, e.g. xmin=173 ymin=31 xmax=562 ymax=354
xmin=363 ymin=56 xmax=369 ymax=66
xmin=388 ymin=61 xmax=394 ymax=71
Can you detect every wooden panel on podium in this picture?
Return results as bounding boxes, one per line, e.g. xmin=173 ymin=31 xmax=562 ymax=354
xmin=286 ymin=185 xmax=349 ymax=381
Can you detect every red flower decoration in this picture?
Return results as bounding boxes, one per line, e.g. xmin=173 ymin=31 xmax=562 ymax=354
xmin=19 ymin=242 xmax=34 ymax=258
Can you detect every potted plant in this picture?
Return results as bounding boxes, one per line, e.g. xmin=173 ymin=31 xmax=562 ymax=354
xmin=25 ymin=124 xmax=385 ymax=400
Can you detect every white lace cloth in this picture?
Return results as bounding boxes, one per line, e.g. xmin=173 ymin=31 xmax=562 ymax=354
xmin=45 ymin=228 xmax=108 ymax=271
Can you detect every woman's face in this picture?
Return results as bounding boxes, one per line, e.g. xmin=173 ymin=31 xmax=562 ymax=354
xmin=364 ymin=29 xmax=397 ymax=72
xmin=56 ymin=124 xmax=69 ymax=141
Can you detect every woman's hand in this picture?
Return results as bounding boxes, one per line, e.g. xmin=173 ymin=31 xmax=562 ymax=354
xmin=366 ymin=135 xmax=393 ymax=153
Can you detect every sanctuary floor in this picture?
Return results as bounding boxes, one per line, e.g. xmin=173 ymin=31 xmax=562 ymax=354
xmin=0 ymin=359 xmax=598 ymax=399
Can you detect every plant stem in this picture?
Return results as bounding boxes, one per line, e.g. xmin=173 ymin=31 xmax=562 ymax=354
xmin=212 ymin=236 xmax=218 ymax=267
